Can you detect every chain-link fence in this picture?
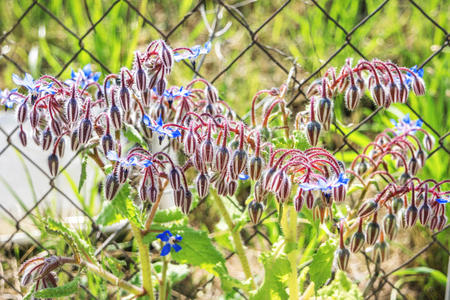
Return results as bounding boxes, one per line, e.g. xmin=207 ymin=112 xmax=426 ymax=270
xmin=0 ymin=0 xmax=448 ymax=299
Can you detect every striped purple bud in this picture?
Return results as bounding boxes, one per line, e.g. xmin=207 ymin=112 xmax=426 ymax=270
xmin=161 ymin=43 xmax=174 ymax=71
xmin=216 ymin=178 xmax=228 ymax=196
xmin=366 ymin=221 xmax=380 ymax=246
xmin=119 ymin=87 xmax=131 ymax=111
xmin=423 ymin=135 xmax=434 ymax=152
xmin=193 ymin=150 xmax=206 ymax=173
xmin=345 ymin=85 xmax=361 ymax=110
xmin=78 ymin=118 xmax=93 ymax=144
xmin=388 ymin=82 xmax=399 ymax=103
xmin=294 ymin=188 xmax=305 ymax=212
xmin=248 ymin=200 xmax=264 ymax=224
xmin=336 ymin=248 xmax=350 ymax=271
xmin=139 ymin=183 xmax=149 ymax=202
xmin=48 ymin=153 xmax=59 ymax=177
xmin=148 ymin=185 xmax=158 ymax=203
xmin=201 ymin=139 xmax=215 ymax=163
xmin=196 ymin=173 xmax=210 ymax=199
xmin=306 ymin=190 xmax=314 ymax=209
xmin=71 ymin=129 xmax=80 ymax=151
xmin=32 ymin=130 xmax=40 ymax=146
xmin=57 ymin=137 xmax=65 ymax=157
xmin=17 ymin=103 xmax=28 ymax=123
xmin=305 ymin=121 xmax=321 ymax=146
xmin=205 ymin=85 xmax=218 ymax=104
xmin=105 ymin=174 xmax=120 ymax=200
xmin=408 ymin=157 xmax=419 ymax=176
xmin=228 ymin=180 xmax=238 ymax=196
xmin=437 ymin=214 xmax=447 ymax=231
xmin=254 ymin=180 xmax=266 ymax=203
xmin=398 ymin=83 xmax=409 ymax=104
xmin=42 ymin=128 xmax=53 ymax=151
xmin=110 ymin=105 xmax=122 ymax=129
xmin=316 ymin=97 xmax=332 ymax=124
xmin=118 ymin=165 xmax=129 ymax=184
xmin=333 ymin=184 xmax=346 ymax=203
xmin=405 ymin=204 xmax=418 ymax=227
xmin=67 ymin=97 xmax=79 ymax=122
xmin=371 ymin=84 xmax=387 ymax=107
xmin=418 ymin=202 xmax=431 ymax=225
xmin=181 ymin=190 xmax=192 ymax=214
xmin=231 ymin=149 xmax=248 ymax=178
xmin=184 ymin=131 xmax=197 ymax=156
xmin=169 ymin=168 xmax=182 ymax=191
xmin=142 ymin=88 xmax=151 ymax=106
xmin=29 ymin=109 xmax=40 ymax=128
xmin=215 ymin=147 xmax=230 ymax=172
xmin=358 ymin=198 xmax=378 ymax=218
xmin=321 ymin=192 xmax=333 ymax=207
xmin=350 ymin=230 xmax=365 ymax=253
xmin=270 ymin=170 xmax=286 ymax=193
xmin=429 ymin=214 xmax=439 ymax=231
xmin=101 ymin=134 xmax=114 ymax=156
xmin=416 ymin=150 xmax=425 ymax=168
xmin=156 ymin=78 xmax=167 ymax=97
xmin=399 ymin=172 xmax=411 ymax=186
xmin=412 ymin=76 xmax=425 ymax=96
xmin=262 ymin=168 xmax=276 ymax=192
xmin=249 ymin=156 xmax=264 ymax=181
xmin=50 ymin=119 xmax=62 ymax=137
xmin=383 ymin=213 xmax=397 ymax=240
xmin=174 ymin=187 xmax=185 ymax=207
xmin=19 ymin=130 xmax=27 ymax=147
xmin=373 ymin=239 xmax=388 ymax=263
xmin=276 ymin=176 xmax=291 ymax=203
xmin=136 ymin=67 xmax=147 ymax=92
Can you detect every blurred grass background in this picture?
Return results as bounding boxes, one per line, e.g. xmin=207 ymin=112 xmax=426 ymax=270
xmin=0 ymin=1 xmax=448 ymax=298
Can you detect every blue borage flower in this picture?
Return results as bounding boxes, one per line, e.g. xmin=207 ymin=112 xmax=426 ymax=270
xmin=0 ymin=88 xmax=20 ymax=108
xmin=162 ymin=86 xmax=191 ymax=101
xmin=173 ymin=41 xmax=211 ymax=62
xmin=298 ymin=173 xmax=349 ymax=192
xmin=142 ymin=115 xmax=182 ymax=139
xmin=156 ymin=230 xmax=182 ymax=256
xmin=390 ymin=113 xmax=423 ymax=135
xmin=12 ymin=73 xmax=55 ymax=96
xmin=239 ymin=173 xmax=249 ymax=180
xmin=107 ymin=150 xmax=152 ymax=168
xmin=65 ymin=64 xmax=101 ymax=88
xmin=405 ymin=65 xmax=424 ymax=87
xmin=436 ymin=197 xmax=450 ymax=204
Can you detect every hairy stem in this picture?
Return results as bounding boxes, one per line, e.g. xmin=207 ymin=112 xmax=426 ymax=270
xmin=160 ymin=255 xmax=169 ymax=300
xmin=211 ymin=190 xmax=256 ymax=289
xmin=131 ymin=223 xmax=155 ymax=299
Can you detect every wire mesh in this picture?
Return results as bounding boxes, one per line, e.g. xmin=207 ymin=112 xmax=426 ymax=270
xmin=0 ymin=0 xmax=448 ymax=299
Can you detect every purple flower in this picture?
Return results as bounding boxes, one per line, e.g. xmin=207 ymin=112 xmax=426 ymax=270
xmin=156 ymin=230 xmax=182 ymax=256
xmin=173 ymin=41 xmax=211 ymax=62
xmin=299 ymin=173 xmax=349 ymax=192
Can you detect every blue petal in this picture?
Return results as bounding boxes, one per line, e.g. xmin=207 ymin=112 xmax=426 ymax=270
xmin=172 ymin=244 xmax=182 ymax=252
xmin=157 ymin=116 xmax=164 ymax=127
xmin=107 ymin=150 xmax=119 ymax=161
xmin=140 ymin=160 xmax=153 ymax=168
xmin=93 ymin=72 xmax=101 ymax=82
xmin=239 ymin=173 xmax=249 ymax=180
xmin=175 ymin=234 xmax=182 ymax=241
xmin=71 ymin=69 xmax=76 ymax=79
xmin=164 ymin=230 xmax=173 ymax=237
xmin=169 ymin=130 xmax=181 ymax=138
xmin=416 ymin=119 xmax=423 ymax=128
xmin=402 ymin=114 xmax=411 ymax=124
xmin=156 ymin=232 xmax=170 ymax=242
xmin=83 ymin=64 xmax=92 ymax=76
xmin=12 ymin=74 xmax=23 ymax=86
xmin=436 ymin=198 xmax=449 ymax=204
xmin=417 ymin=68 xmax=424 ymax=78
xmin=203 ymin=41 xmax=212 ymax=53
xmin=142 ymin=115 xmax=151 ymax=127
xmin=160 ymin=244 xmax=171 ymax=256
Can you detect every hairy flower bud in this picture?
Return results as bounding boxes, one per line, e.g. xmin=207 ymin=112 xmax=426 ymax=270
xmin=393 ymin=197 xmax=403 ymax=214
xmin=136 ymin=67 xmax=147 ymax=92
xmin=383 ymin=213 xmax=397 ymax=240
xmin=294 ymin=188 xmax=305 ymax=212
xmin=110 ymin=105 xmax=122 ymax=129
xmin=174 ymin=187 xmax=185 ymax=207
xmin=17 ymin=102 xmax=28 ymax=123
xmin=148 ymin=185 xmax=158 ymax=203
xmin=371 ymin=84 xmax=387 ymax=107
xmin=42 ymin=127 xmax=53 ymax=151
xmin=350 ymin=230 xmax=365 ymax=253
xmin=50 ymin=118 xmax=62 ymax=137
xmin=228 ymin=180 xmax=238 ymax=196
xmin=366 ymin=220 xmax=380 ymax=246
xmin=276 ymin=176 xmax=291 ymax=203
xmin=156 ymin=78 xmax=167 ymax=96
xmin=405 ymin=204 xmax=418 ymax=227
xmin=345 ymin=85 xmax=361 ymax=110
xmin=317 ymin=97 xmax=332 ymax=124
xmin=101 ymin=134 xmax=114 ymax=156
xmin=205 ymin=85 xmax=218 ymax=104
xmin=184 ymin=131 xmax=197 ymax=156
xmin=161 ymin=43 xmax=174 ymax=71
xmin=196 ymin=173 xmax=210 ymax=199
xmin=306 ymin=190 xmax=314 ymax=209
xmin=181 ymin=190 xmax=192 ymax=214
xmin=231 ymin=149 xmax=248 ymax=178
xmin=254 ymin=180 xmax=267 ymax=203
xmin=119 ymin=87 xmax=131 ymax=111
xmin=336 ymin=248 xmax=350 ymax=271
xmin=19 ymin=129 xmax=27 ymax=147
xmin=48 ymin=153 xmax=59 ymax=177
xmin=408 ymin=157 xmax=419 ymax=176
xmin=193 ymin=150 xmax=206 ymax=173
xmin=333 ymin=184 xmax=346 ymax=203
xmin=373 ymin=239 xmax=388 ymax=263
xmin=201 ymin=139 xmax=215 ymax=164
xmin=305 ymin=121 xmax=321 ymax=146
xmin=29 ymin=109 xmax=40 ymax=128
xmin=78 ymin=118 xmax=93 ymax=144
xmin=398 ymin=83 xmax=409 ymax=104
xmin=57 ymin=137 xmax=65 ymax=158
xmin=388 ymin=82 xmax=399 ymax=103
xmin=416 ymin=150 xmax=425 ymax=168
xmin=215 ymin=146 xmax=230 ymax=172
xmin=418 ymin=202 xmax=431 ymax=226
xmin=248 ymin=200 xmax=264 ymax=224
xmin=118 ymin=165 xmax=129 ymax=184
xmin=169 ymin=168 xmax=182 ymax=191
xmin=249 ymin=156 xmax=264 ymax=181
xmin=412 ymin=77 xmax=425 ymax=96
xmin=423 ymin=135 xmax=434 ymax=152
xmin=358 ymin=198 xmax=378 ymax=218
xmin=67 ymin=97 xmax=79 ymax=122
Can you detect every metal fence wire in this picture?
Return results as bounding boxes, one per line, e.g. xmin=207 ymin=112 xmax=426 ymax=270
xmin=0 ymin=0 xmax=449 ymax=299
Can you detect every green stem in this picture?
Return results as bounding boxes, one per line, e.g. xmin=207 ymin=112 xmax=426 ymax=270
xmin=211 ymin=190 xmax=256 ymax=289
xmin=160 ymin=255 xmax=169 ymax=300
xmin=286 ymin=206 xmax=298 ymax=300
xmin=131 ymin=223 xmax=155 ymax=300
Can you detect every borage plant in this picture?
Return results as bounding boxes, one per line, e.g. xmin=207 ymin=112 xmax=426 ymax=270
xmin=2 ymin=38 xmax=448 ymax=299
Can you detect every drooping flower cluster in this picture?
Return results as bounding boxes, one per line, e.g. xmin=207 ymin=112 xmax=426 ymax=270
xmin=304 ymin=59 xmax=426 ymax=146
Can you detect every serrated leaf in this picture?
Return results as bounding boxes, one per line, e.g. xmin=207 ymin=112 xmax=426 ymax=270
xmin=33 ymin=277 xmax=80 ymax=298
xmin=317 ymin=270 xmax=363 ymax=299
xmin=153 ymin=208 xmax=185 ymax=223
xmin=123 ymin=123 xmax=144 ymax=145
xmin=310 ymin=240 xmax=337 ymax=291
xmin=251 ymin=252 xmax=290 ymax=300
xmin=78 ymin=152 xmax=88 ymax=192
xmin=96 ymin=200 xmax=124 ymax=226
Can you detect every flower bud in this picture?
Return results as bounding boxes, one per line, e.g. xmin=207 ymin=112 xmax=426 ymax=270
xmin=412 ymin=77 xmax=425 ymax=96
xmin=215 ymin=146 xmax=230 ymax=172
xmin=216 ymin=178 xmax=228 ymax=196
xmin=416 ymin=150 xmax=425 ymax=168
xmin=249 ymin=156 xmax=264 ymax=181
xmin=42 ymin=127 xmax=53 ymax=151
xmin=333 ymin=184 xmax=346 ymax=203
xmin=50 ymin=118 xmax=62 ymax=137
xmin=270 ymin=170 xmax=286 ymax=193
xmin=231 ymin=149 xmax=248 ymax=178
xmin=101 ymin=134 xmax=114 ymax=156
xmin=119 ymin=87 xmax=131 ymax=111
xmin=181 ymin=190 xmax=192 ymax=214
xmin=350 ymin=230 xmax=365 ymax=253
xmin=388 ymin=82 xmax=399 ymax=103
xmin=398 ymin=172 xmax=411 ymax=186
xmin=110 ymin=105 xmax=122 ymax=129
xmin=408 ymin=157 xmax=419 ymax=176
xmin=371 ymin=84 xmax=387 ymax=107
xmin=67 ymin=97 xmax=79 ymax=122
xmin=321 ymin=192 xmax=333 ymax=207
xmin=174 ymin=187 xmax=185 ymax=207
xmin=48 ymin=153 xmax=59 ymax=177
xmin=405 ymin=204 xmax=418 ymax=227
xmin=141 ymin=118 xmax=153 ymax=139
xmin=345 ymin=85 xmax=360 ymax=110
xmin=306 ymin=190 xmax=314 ymax=209
xmin=205 ymin=85 xmax=218 ymax=104
xmin=418 ymin=202 xmax=431 ymax=226
xmin=366 ymin=220 xmax=380 ymax=246
xmin=71 ymin=129 xmax=80 ymax=151
xmin=148 ymin=185 xmax=158 ymax=203
xmin=358 ymin=198 xmax=378 ymax=218
xmin=248 ymin=200 xmax=264 ymax=224
xmin=228 ymin=180 xmax=238 ymax=196
xmin=336 ymin=248 xmax=350 ymax=271
xmin=437 ymin=214 xmax=447 ymax=231
xmin=118 ymin=165 xmax=129 ymax=184
xmin=383 ymin=213 xmax=397 ymax=239
xmin=142 ymin=88 xmax=151 ymax=106
xmin=201 ymin=139 xmax=215 ymax=163
xmin=429 ymin=213 xmax=439 ymax=231
xmin=423 ymin=135 xmax=434 ymax=152
xmin=184 ymin=131 xmax=197 ymax=156
xmin=57 ymin=137 xmax=65 ymax=158
xmin=169 ymin=168 xmax=182 ymax=191
xmin=254 ymin=180 xmax=266 ymax=203
xmin=161 ymin=43 xmax=174 ymax=71
xmin=78 ymin=118 xmax=93 ymax=144
xmin=392 ymin=197 xmax=403 ymax=214
xmin=294 ymin=188 xmax=304 ymax=212
xmin=17 ymin=102 xmax=28 ymax=123
xmin=196 ymin=173 xmax=210 ymax=199
xmin=136 ymin=67 xmax=147 ymax=92
xmin=317 ymin=97 xmax=332 ymax=124
xmin=19 ymin=129 xmax=27 ymax=147
xmin=193 ymin=150 xmax=206 ymax=173
xmin=276 ymin=176 xmax=291 ymax=203
xmin=373 ymin=239 xmax=388 ymax=263
xmin=29 ymin=109 xmax=40 ymax=128
xmin=398 ymin=83 xmax=409 ymax=103
xmin=139 ymin=183 xmax=149 ymax=202
xmin=156 ymin=78 xmax=167 ymax=96
xmin=356 ymin=161 xmax=368 ymax=175
xmin=305 ymin=121 xmax=321 ymax=146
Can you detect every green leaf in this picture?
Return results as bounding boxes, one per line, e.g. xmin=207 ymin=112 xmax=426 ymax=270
xmin=123 ymin=123 xmax=144 ymax=145
xmin=310 ymin=240 xmax=337 ymax=291
xmin=34 ymin=277 xmax=80 ymax=298
xmin=252 ymin=252 xmax=290 ymax=300
xmin=153 ymin=208 xmax=185 ymax=223
xmin=78 ymin=152 xmax=88 ymax=192
xmin=96 ymin=200 xmax=124 ymax=226
xmin=317 ymin=270 xmax=363 ymax=299
xmin=393 ymin=267 xmax=447 ymax=285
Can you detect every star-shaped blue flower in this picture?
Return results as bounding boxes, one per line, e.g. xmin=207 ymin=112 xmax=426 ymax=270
xmin=390 ymin=113 xmax=423 ymax=135
xmin=107 ymin=150 xmax=139 ymax=167
xmin=173 ymin=41 xmax=211 ymax=62
xmin=436 ymin=197 xmax=449 ymax=204
xmin=142 ymin=115 xmax=181 ymax=139
xmin=157 ymin=230 xmax=182 ymax=256
xmin=0 ymin=88 xmax=21 ymax=108
xmin=162 ymin=86 xmax=191 ymax=101
xmin=299 ymin=173 xmax=349 ymax=192
xmin=12 ymin=73 xmax=54 ymax=96
xmin=66 ymin=64 xmax=101 ymax=88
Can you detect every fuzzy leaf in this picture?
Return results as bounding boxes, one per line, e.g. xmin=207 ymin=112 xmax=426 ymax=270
xmin=34 ymin=277 xmax=80 ymax=298
xmin=153 ymin=208 xmax=185 ymax=223
xmin=78 ymin=152 xmax=88 ymax=192
xmin=252 ymin=252 xmax=290 ymax=300
xmin=310 ymin=240 xmax=337 ymax=291
xmin=123 ymin=123 xmax=144 ymax=145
